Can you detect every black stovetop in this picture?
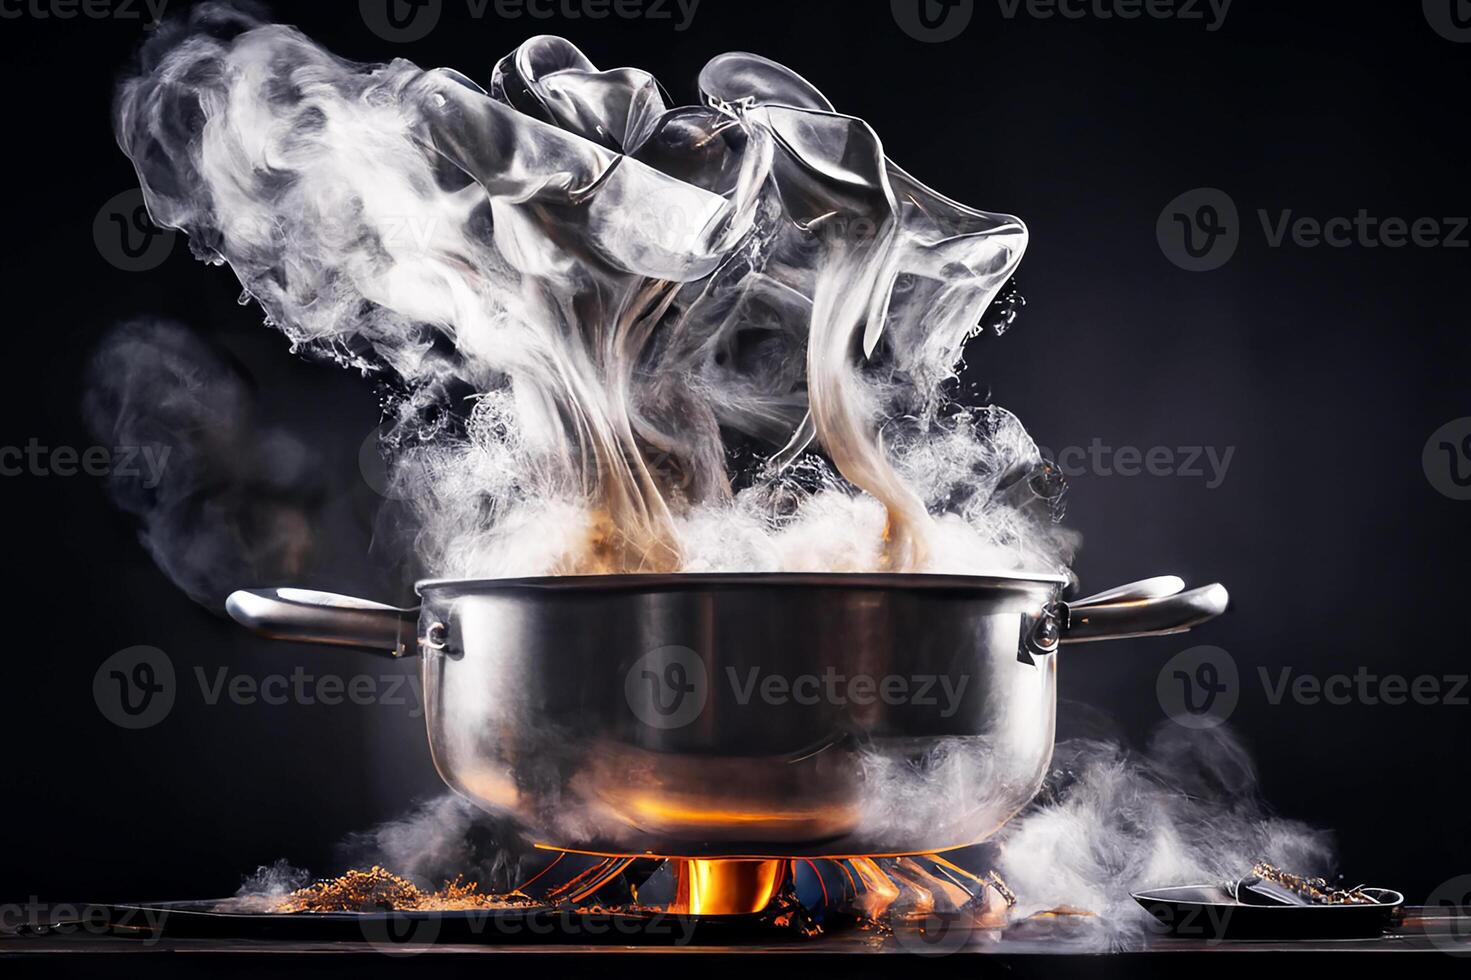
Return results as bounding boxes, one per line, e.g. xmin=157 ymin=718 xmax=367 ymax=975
xmin=3 ymin=904 xmax=1469 ymax=979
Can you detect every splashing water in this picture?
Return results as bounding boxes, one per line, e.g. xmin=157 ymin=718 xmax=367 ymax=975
xmin=113 ymin=2 xmax=1074 ymax=580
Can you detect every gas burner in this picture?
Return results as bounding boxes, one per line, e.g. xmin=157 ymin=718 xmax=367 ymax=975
xmin=520 ymin=849 xmax=1015 ymax=923
xmin=222 ymin=847 xmax=1016 ymax=932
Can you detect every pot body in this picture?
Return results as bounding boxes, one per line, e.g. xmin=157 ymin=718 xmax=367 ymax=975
xmin=416 ymin=574 xmax=1059 ymax=858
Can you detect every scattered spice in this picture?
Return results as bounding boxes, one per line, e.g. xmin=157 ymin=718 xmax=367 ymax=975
xmin=275 ymin=866 xmax=536 ymax=913
xmin=1250 ymin=863 xmax=1377 ymax=905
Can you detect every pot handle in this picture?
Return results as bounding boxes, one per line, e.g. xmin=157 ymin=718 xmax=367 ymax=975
xmin=1060 ymin=577 xmax=1230 ymax=644
xmin=226 ymin=588 xmax=420 ymax=658
xmin=1024 ymin=576 xmax=1229 ymax=656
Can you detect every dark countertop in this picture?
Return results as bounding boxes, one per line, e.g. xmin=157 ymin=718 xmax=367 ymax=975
xmin=3 ymin=907 xmax=1469 ymax=979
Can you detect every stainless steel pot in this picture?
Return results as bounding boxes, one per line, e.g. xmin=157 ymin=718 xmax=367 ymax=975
xmin=227 ymin=572 xmax=1227 ymax=858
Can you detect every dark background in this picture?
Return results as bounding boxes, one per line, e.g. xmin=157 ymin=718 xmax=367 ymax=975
xmin=1 ymin=0 xmax=1467 ymax=907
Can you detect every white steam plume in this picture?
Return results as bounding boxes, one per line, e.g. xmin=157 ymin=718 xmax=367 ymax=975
xmin=994 ymin=725 xmax=1335 ymax=945
xmin=114 ymin=2 xmax=1073 ymax=579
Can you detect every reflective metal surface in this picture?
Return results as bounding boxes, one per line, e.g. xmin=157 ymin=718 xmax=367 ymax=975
xmin=227 ymin=573 xmax=1228 ymax=858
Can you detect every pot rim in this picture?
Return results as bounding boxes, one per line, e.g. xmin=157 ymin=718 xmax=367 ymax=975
xmin=414 ymin=569 xmax=1070 ymax=597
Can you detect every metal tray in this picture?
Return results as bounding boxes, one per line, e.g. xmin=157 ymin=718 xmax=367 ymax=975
xmin=1132 ymin=885 xmax=1404 ymax=940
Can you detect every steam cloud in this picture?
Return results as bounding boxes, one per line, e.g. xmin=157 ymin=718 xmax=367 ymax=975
xmin=83 ymin=319 xmax=326 ymax=606
xmin=338 ymin=794 xmax=528 ymax=891
xmin=112 ymin=1 xmax=1075 ymax=580
xmin=994 ymin=725 xmax=1334 ymax=944
xmin=227 ymin=794 xmax=552 ymax=911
